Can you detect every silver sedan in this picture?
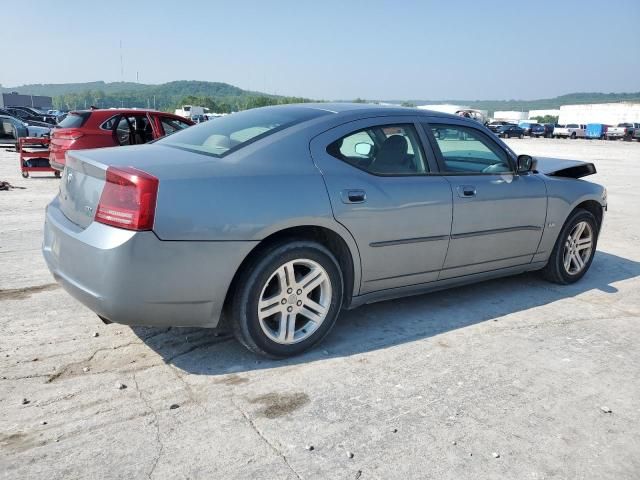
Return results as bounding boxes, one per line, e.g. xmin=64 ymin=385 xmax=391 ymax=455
xmin=43 ymin=104 xmax=607 ymax=357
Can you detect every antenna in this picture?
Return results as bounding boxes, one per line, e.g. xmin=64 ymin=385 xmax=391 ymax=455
xmin=119 ymin=40 xmax=124 ymax=81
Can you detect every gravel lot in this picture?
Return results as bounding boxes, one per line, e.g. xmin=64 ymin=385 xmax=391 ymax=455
xmin=1 ymin=138 xmax=639 ymax=479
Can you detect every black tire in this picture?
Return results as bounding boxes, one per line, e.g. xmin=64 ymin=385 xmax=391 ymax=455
xmin=570 ymin=132 xmax=576 ymax=139
xmin=541 ymin=209 xmax=599 ymax=284
xmin=519 ymin=134 xmax=524 ymax=139
xmin=230 ymin=240 xmax=344 ymax=358
xmin=21 ymin=171 xmax=28 ymax=178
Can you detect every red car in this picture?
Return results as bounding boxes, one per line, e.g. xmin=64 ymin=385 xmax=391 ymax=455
xmin=49 ymin=109 xmax=194 ymax=171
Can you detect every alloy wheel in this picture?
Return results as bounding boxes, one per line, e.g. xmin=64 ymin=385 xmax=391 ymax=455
xmin=562 ymin=221 xmax=593 ymax=275
xmin=257 ymin=259 xmax=332 ymax=344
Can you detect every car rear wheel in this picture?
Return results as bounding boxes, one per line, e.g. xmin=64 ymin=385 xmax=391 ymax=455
xmin=541 ymin=209 xmax=598 ymax=284
xmin=230 ymin=240 xmax=343 ymax=357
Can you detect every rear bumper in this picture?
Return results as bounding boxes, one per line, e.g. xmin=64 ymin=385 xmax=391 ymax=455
xmin=42 ymin=198 xmax=256 ymax=328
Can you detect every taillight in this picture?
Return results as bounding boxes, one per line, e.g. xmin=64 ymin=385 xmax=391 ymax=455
xmin=95 ymin=166 xmax=158 ymax=231
xmin=58 ymin=129 xmax=84 ymax=140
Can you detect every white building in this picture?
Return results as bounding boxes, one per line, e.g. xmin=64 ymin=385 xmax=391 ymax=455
xmin=528 ymin=109 xmax=561 ymax=119
xmin=558 ymin=103 xmax=640 ymax=125
xmin=493 ymin=111 xmax=528 ymax=123
xmin=417 ymin=104 xmax=469 ymax=114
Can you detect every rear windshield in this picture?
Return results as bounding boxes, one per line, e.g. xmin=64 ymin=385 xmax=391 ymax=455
xmin=57 ymin=112 xmax=90 ymax=128
xmin=567 ymin=124 xmax=579 ymax=128
xmin=157 ymin=106 xmax=330 ymax=157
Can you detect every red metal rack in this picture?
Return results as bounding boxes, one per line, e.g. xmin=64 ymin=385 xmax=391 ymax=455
xmin=18 ymin=137 xmax=59 ymax=178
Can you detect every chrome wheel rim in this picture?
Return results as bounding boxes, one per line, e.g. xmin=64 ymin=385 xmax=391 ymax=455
xmin=563 ymin=221 xmax=593 ymax=275
xmin=257 ymin=259 xmax=332 ymax=345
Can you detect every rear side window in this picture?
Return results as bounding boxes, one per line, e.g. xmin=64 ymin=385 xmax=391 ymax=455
xmin=326 ymin=124 xmax=428 ymax=175
xmin=160 ymin=117 xmax=192 ymax=136
xmin=158 ymin=107 xmax=330 ymax=157
xmin=57 ymin=112 xmax=90 ymax=128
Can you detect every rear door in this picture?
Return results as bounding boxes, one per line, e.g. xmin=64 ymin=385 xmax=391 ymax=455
xmin=423 ymin=119 xmax=547 ymax=279
xmin=310 ymin=116 xmax=453 ymax=294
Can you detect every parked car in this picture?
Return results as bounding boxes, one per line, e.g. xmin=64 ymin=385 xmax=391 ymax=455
xmin=496 ymin=125 xmax=524 ymax=138
xmin=606 ymin=123 xmax=639 ymax=140
xmin=0 ymin=108 xmax=53 ymax=129
xmin=0 ymin=114 xmax=50 ymax=145
xmin=585 ymin=123 xmax=608 ymax=140
xmin=554 ymin=124 xmax=586 ymax=139
xmin=42 ymin=103 xmax=606 ymax=357
xmin=519 ymin=122 xmax=545 ymax=137
xmin=634 ymin=128 xmax=640 ymax=142
xmin=5 ymin=106 xmax=58 ymax=125
xmin=486 ymin=121 xmax=512 ymax=133
xmin=49 ymin=109 xmax=194 ymax=171
xmin=542 ymin=123 xmax=555 ymax=138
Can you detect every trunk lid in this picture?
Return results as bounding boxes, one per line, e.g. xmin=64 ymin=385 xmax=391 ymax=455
xmin=57 ymin=144 xmax=218 ymax=229
xmin=58 ymin=152 xmax=108 ymax=229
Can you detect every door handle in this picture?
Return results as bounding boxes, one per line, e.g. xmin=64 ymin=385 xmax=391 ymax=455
xmin=457 ymin=185 xmax=477 ymax=198
xmin=341 ymin=189 xmax=367 ymax=204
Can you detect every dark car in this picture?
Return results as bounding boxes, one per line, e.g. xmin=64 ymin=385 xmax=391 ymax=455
xmin=5 ymin=106 xmax=58 ymax=125
xmin=542 ymin=124 xmax=555 ymax=138
xmin=486 ymin=121 xmax=512 ymax=133
xmin=529 ymin=124 xmax=546 ymax=138
xmin=520 ymin=122 xmax=545 ymax=137
xmin=0 ymin=108 xmax=53 ymax=129
xmin=496 ymin=125 xmax=524 ymax=138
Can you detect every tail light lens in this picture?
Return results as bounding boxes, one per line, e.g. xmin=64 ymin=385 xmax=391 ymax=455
xmin=95 ymin=166 xmax=158 ymax=231
xmin=57 ymin=129 xmax=84 ymax=140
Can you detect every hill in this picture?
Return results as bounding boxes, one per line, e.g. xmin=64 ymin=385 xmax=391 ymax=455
xmin=2 ymin=81 xmax=639 ymax=114
xmin=0 ymin=80 xmax=304 ymax=113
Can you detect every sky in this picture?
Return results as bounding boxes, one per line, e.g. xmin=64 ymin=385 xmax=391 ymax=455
xmin=3 ymin=0 xmax=639 ymax=100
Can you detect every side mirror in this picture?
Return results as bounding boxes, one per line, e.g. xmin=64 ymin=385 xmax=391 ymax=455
xmin=516 ymin=154 xmax=534 ymax=173
xmin=354 ymin=142 xmax=372 ymax=156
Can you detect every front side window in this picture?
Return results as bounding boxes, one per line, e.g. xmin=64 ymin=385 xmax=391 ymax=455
xmin=158 ymin=107 xmax=330 ymax=157
xmin=326 ymin=124 xmax=428 ymax=175
xmin=429 ymin=124 xmax=511 ymax=174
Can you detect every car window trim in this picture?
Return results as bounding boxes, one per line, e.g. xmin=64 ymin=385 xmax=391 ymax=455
xmin=324 ymin=119 xmax=440 ymax=178
xmin=420 ymin=120 xmax=516 ymax=175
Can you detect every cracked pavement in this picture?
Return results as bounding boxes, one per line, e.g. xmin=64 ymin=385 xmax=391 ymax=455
xmin=1 ymin=139 xmax=639 ymax=479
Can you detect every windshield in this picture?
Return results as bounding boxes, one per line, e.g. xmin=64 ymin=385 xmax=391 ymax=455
xmin=158 ymin=106 xmax=330 ymax=157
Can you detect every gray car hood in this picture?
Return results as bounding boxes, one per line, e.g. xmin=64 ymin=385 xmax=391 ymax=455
xmin=532 ymin=157 xmax=597 ymax=179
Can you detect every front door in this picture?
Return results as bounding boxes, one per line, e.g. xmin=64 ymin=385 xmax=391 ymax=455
xmin=425 ymin=121 xmax=547 ymax=279
xmin=310 ymin=117 xmax=453 ymax=294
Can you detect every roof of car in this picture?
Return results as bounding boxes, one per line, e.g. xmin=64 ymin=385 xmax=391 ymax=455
xmin=72 ymin=108 xmax=162 ymax=115
xmin=276 ymin=102 xmax=461 ymax=119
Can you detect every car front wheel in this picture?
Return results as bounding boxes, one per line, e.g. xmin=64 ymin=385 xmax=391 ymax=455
xmin=541 ymin=209 xmax=598 ymax=284
xmin=230 ymin=240 xmax=344 ymax=357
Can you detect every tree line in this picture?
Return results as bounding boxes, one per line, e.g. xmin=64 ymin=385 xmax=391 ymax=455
xmin=51 ymin=90 xmax=313 ymax=113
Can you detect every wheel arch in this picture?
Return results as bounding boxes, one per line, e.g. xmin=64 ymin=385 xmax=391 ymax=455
xmin=571 ymin=199 xmax=603 ymax=231
xmin=222 ymin=223 xmax=362 ymax=320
